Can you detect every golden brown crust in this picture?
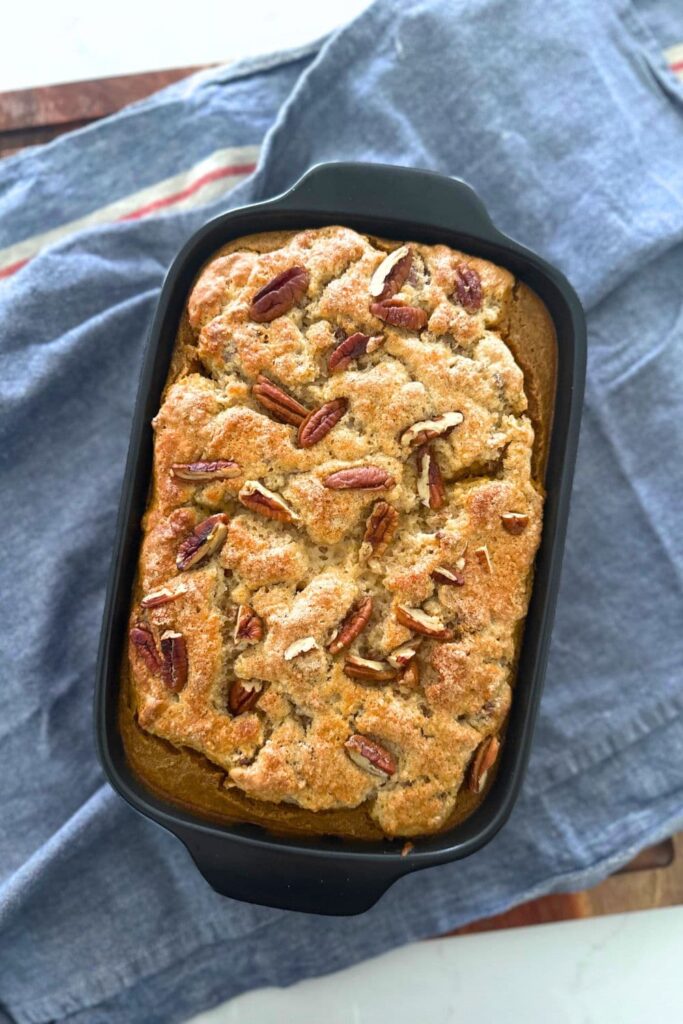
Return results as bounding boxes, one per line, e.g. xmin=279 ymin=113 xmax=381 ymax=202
xmin=125 ymin=226 xmax=546 ymax=837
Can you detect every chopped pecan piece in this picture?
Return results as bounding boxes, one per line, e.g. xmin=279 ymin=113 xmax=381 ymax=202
xmin=323 ymin=466 xmax=395 ymax=491
xmin=370 ymin=299 xmax=428 ymax=330
xmin=249 ymin=266 xmax=309 ymax=323
xmin=400 ymin=411 xmax=464 ymax=448
xmin=344 ymin=734 xmax=396 ymax=777
xmin=501 ymin=512 xmax=529 ymax=535
xmin=395 ymin=604 xmax=454 ymax=640
xmin=170 ymin=460 xmax=240 ymax=481
xmin=328 ymin=332 xmax=383 ymax=373
xmin=468 ymin=735 xmax=500 ymax=793
xmin=239 ymin=480 xmax=299 ymax=523
xmin=176 ymin=513 xmax=229 ymax=571
xmin=343 ymin=654 xmax=397 ymax=682
xmin=228 ymin=679 xmax=264 ymax=715
xmin=431 ymin=565 xmax=465 ymax=586
xmin=387 ymin=639 xmax=420 ymax=669
xmin=252 ymin=375 xmax=308 ymax=427
xmin=160 ymin=630 xmax=188 ymax=692
xmin=361 ymin=500 xmax=398 ymax=558
xmin=234 ymin=605 xmax=263 ymax=646
xmin=129 ymin=624 xmax=162 ymax=674
xmin=454 ymin=262 xmax=483 ymax=313
xmin=298 ymin=397 xmax=348 ymax=448
xmin=328 ymin=596 xmax=373 ymax=655
xmin=369 ymin=245 xmax=412 ymax=301
xmin=284 ymin=636 xmax=319 ymax=660
xmin=400 ymin=660 xmax=421 ymax=689
xmin=474 ymin=545 xmax=493 ymax=573
xmin=416 ymin=445 xmax=446 ymax=509
xmin=140 ymin=584 xmax=188 ymax=608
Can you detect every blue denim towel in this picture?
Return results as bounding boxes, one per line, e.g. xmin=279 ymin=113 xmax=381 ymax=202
xmin=1 ymin=1 xmax=683 ymax=1021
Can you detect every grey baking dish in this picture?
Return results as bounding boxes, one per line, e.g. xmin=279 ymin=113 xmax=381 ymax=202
xmin=95 ymin=161 xmax=586 ymax=915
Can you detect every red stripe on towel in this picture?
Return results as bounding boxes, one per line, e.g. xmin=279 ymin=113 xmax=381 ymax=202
xmin=0 ymin=160 xmax=257 ymax=281
xmin=118 ymin=162 xmax=257 ymax=221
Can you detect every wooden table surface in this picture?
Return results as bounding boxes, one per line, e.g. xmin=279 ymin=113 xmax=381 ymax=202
xmin=2 ymin=65 xmax=680 ymax=931
xmin=0 ymin=66 xmax=209 ymax=159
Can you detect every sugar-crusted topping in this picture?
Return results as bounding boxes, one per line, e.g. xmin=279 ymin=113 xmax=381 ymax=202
xmin=129 ymin=225 xmax=543 ymax=837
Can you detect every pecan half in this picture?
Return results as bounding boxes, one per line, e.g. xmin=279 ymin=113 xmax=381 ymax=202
xmin=238 ymin=480 xmax=299 ymax=523
xmin=395 ymin=604 xmax=454 ymax=640
xmin=501 ymin=512 xmax=529 ymax=535
xmin=234 ymin=604 xmax=263 ymax=645
xmin=176 ymin=513 xmax=229 ymax=571
xmin=328 ymin=596 xmax=373 ymax=655
xmin=344 ymin=734 xmax=396 ymax=777
xmin=328 ymin=332 xmax=384 ymax=373
xmin=298 ymin=397 xmax=348 ymax=448
xmin=361 ymin=501 xmax=398 ymax=558
xmin=416 ymin=445 xmax=446 ymax=509
xmin=323 ymin=466 xmax=395 ymax=491
xmin=130 ymin=624 xmax=162 ymax=674
xmin=468 ymin=735 xmax=500 ymax=793
xmin=170 ymin=460 xmax=240 ymax=481
xmin=474 ymin=545 xmax=493 ymax=573
xmin=431 ymin=565 xmax=465 ymax=587
xmin=370 ymin=299 xmax=428 ymax=330
xmin=400 ymin=411 xmax=464 ymax=448
xmin=387 ymin=639 xmax=420 ymax=669
xmin=454 ymin=262 xmax=483 ymax=313
xmin=284 ymin=636 xmax=319 ymax=660
xmin=249 ymin=266 xmax=309 ymax=323
xmin=343 ymin=654 xmax=397 ymax=682
xmin=369 ymin=245 xmax=412 ymax=301
xmin=140 ymin=584 xmax=188 ymax=608
xmin=160 ymin=630 xmax=188 ymax=692
xmin=228 ymin=679 xmax=264 ymax=715
xmin=252 ymin=375 xmax=308 ymax=426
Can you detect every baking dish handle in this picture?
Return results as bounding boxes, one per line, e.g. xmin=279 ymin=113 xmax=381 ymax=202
xmin=179 ymin=830 xmax=409 ymax=916
xmin=273 ymin=160 xmax=500 ymax=241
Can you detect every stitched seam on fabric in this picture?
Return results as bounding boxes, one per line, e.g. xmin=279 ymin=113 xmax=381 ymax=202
xmin=459 ymin=809 xmax=683 ymax=928
xmin=586 ymin=383 xmax=683 ymax=593
xmin=623 ymin=0 xmax=683 ymax=102
xmin=525 ymin=690 xmax=683 ymax=796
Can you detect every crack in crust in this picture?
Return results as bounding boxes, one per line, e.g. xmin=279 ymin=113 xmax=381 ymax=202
xmin=128 ymin=225 xmax=544 ymax=837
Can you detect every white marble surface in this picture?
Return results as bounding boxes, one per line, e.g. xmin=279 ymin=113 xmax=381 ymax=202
xmin=188 ymin=906 xmax=683 ymax=1023
xmin=0 ymin=0 xmax=372 ymax=91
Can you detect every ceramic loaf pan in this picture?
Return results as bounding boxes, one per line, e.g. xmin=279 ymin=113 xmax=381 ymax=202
xmin=95 ymin=162 xmax=586 ymax=915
